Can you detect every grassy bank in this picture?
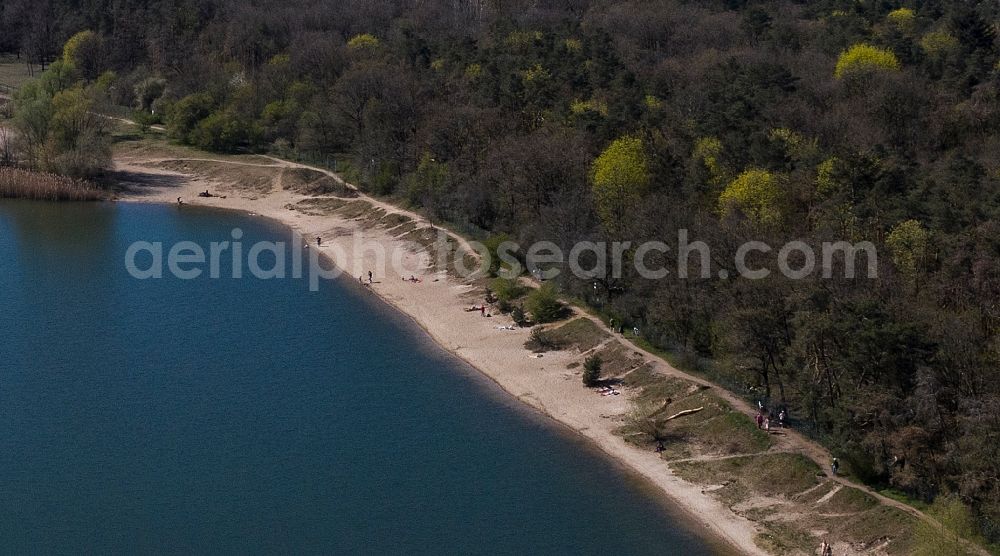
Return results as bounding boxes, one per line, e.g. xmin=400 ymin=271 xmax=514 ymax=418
xmin=0 ymin=167 xmax=107 ymax=201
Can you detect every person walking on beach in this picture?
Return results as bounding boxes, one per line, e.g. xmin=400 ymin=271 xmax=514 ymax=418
xmin=480 ymin=305 xmax=486 ymax=316
xmin=316 ymin=236 xmax=322 ymax=246
xmin=368 ymin=270 xmax=373 ymax=283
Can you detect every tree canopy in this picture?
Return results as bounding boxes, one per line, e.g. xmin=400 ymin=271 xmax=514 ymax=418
xmin=591 ymin=135 xmax=650 ymax=236
xmin=3 ymin=0 xmax=1000 ymax=542
xmin=834 ymin=43 xmax=902 ymax=78
xmin=719 ymin=169 xmax=783 ymax=226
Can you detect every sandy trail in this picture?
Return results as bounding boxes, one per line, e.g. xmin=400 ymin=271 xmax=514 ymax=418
xmin=109 ymin=147 xmax=983 ymax=556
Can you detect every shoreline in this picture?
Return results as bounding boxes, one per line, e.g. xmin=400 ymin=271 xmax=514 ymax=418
xmin=112 ymin=155 xmax=765 ymax=554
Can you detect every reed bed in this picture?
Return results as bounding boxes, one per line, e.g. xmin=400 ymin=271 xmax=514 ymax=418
xmin=0 ymin=167 xmax=107 ymax=201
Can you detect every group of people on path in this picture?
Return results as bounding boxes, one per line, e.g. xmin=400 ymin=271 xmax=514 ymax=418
xmin=755 ymin=402 xmax=787 ymax=433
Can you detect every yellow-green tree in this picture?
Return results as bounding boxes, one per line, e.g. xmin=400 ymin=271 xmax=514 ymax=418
xmin=347 ymin=34 xmax=380 ymax=51
xmin=693 ymin=136 xmax=725 ymax=186
xmin=591 ymin=136 xmax=651 ymax=236
xmin=816 ymin=157 xmax=842 ymax=196
xmin=13 ymin=33 xmax=112 ymax=179
xmin=62 ymin=30 xmax=103 ymax=81
xmin=718 ymin=169 xmax=783 ymax=226
xmin=920 ymin=30 xmax=959 ymax=58
xmin=886 ymin=8 xmax=916 ymax=33
xmin=770 ymin=128 xmax=818 ymax=163
xmin=886 ymin=219 xmax=929 ymax=278
xmin=834 ymin=44 xmax=901 ymax=79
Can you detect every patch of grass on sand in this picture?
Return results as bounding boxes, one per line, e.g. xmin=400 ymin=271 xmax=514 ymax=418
xmin=524 ymin=327 xmax=564 ymax=353
xmin=754 ymin=520 xmax=817 ymax=555
xmin=652 ymin=394 xmax=769 ymax=459
xmin=389 ymin=221 xmax=418 ymax=236
xmin=624 ymin=366 xmax=694 ymax=401
xmin=150 ymin=159 xmax=278 ymax=195
xmin=380 ymin=212 xmax=412 ymax=229
xmin=821 ymin=486 xmax=879 ymax=513
xmin=360 ymin=206 xmax=388 ymax=226
xmin=292 ymin=197 xmax=353 ymax=215
xmin=793 ymin=480 xmax=837 ymax=504
xmin=825 ymin=506 xmax=919 ymax=555
xmin=618 ymin=365 xmax=770 ymax=458
xmin=334 ymin=199 xmax=379 ymax=219
xmin=281 ymin=167 xmax=356 ymax=197
xmin=671 ymin=452 xmax=822 ymax=498
xmin=589 ymin=341 xmax=644 ymax=377
xmin=692 ymin=411 xmax=772 ymax=456
xmin=546 ymin=318 xmax=609 ymax=352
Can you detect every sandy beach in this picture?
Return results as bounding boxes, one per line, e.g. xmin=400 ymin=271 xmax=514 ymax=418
xmin=111 ymin=150 xmax=767 ymax=554
xmin=109 ymin=142 xmax=952 ymax=556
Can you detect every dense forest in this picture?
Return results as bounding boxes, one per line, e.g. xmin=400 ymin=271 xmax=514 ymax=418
xmin=2 ymin=0 xmax=999 ymax=543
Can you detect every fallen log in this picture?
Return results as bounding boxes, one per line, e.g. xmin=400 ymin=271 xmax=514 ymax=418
xmin=664 ymin=407 xmax=703 ymax=421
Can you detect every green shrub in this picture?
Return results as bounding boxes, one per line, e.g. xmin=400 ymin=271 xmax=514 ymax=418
xmin=166 ymin=93 xmax=213 ymax=143
xmin=483 ymin=233 xmax=516 ymax=276
xmin=583 ymin=354 xmax=603 ymax=386
xmin=190 ymin=109 xmax=259 ymax=153
xmin=491 ymin=277 xmax=527 ymax=303
xmin=524 ymin=283 xmax=565 ymax=323
xmin=131 ymin=110 xmax=162 ymax=128
xmin=404 ymin=152 xmax=447 ymax=203
xmin=134 ymin=77 xmax=166 ymax=111
xmin=527 ymin=326 xmax=562 ymax=352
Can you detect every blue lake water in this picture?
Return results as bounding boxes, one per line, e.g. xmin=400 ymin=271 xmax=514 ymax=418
xmin=0 ymin=200 xmax=716 ymax=554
